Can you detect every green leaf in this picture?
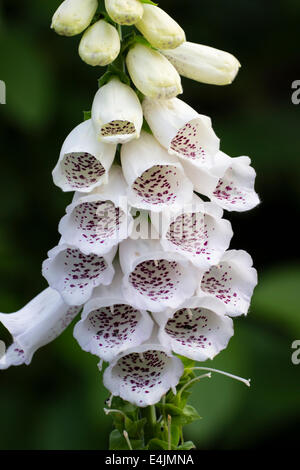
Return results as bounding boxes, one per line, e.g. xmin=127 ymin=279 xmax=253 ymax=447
xmin=177 ymin=441 xmax=196 ymax=450
xmin=83 ymin=110 xmax=91 ymax=121
xmin=172 ymin=405 xmax=202 ymax=426
xmin=98 ymin=64 xmax=130 ymax=88
xmin=156 ymin=403 xmax=184 ymax=416
xmin=126 ymin=418 xmax=147 ymax=439
xmin=147 ymin=438 xmax=174 ymax=450
xmin=109 ymin=429 xmax=143 ymax=450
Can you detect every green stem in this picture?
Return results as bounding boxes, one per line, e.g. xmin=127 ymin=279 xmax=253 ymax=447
xmin=141 ymin=405 xmax=157 ymax=443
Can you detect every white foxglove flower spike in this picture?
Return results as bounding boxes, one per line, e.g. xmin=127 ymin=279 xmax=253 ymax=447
xmin=0 ymin=288 xmax=81 ymax=369
xmin=73 ymin=265 xmax=154 ymax=362
xmin=59 ymin=166 xmax=133 ymax=256
xmin=104 ymin=0 xmax=143 ymax=25
xmin=121 ymin=131 xmax=193 ymax=212
xmin=142 ymin=97 xmax=219 ymax=168
xmin=103 ymin=329 xmax=184 ymax=407
xmin=199 ymin=249 xmax=258 ymax=317
xmin=52 ymin=119 xmax=116 ymax=193
xmin=42 ymin=243 xmax=117 ymax=306
xmin=119 ymin=237 xmax=201 ymax=312
xmin=79 ymin=20 xmax=120 ymax=67
xmin=161 ymin=41 xmax=241 ymax=86
xmin=135 ymin=4 xmax=185 ymax=50
xmin=151 ymin=194 xmax=233 ymax=269
xmin=126 ymin=44 xmax=182 ymax=99
xmin=154 ymin=296 xmax=234 ymax=362
xmin=51 ymin=0 xmax=98 ymax=37
xmin=91 ymin=78 xmax=143 ymax=144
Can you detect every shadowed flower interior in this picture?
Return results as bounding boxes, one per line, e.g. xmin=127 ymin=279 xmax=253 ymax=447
xmin=132 ymin=165 xmax=181 ymax=206
xmin=61 ymin=151 xmax=105 ymax=190
xmin=100 ymin=120 xmax=136 ymax=137
xmin=170 ymin=119 xmax=211 ymax=162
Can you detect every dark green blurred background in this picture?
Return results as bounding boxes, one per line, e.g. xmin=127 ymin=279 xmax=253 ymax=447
xmin=0 ymin=0 xmax=299 ymax=450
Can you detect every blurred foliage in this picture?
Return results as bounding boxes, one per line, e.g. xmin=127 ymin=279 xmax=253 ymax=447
xmin=0 ymin=0 xmax=299 ymax=450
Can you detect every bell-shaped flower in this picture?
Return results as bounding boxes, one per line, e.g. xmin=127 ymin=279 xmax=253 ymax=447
xmin=52 ymin=119 xmax=116 ymax=193
xmin=199 ymin=249 xmax=258 ymax=317
xmin=91 ymin=78 xmax=143 ymax=144
xmin=142 ymin=97 xmax=219 ymax=168
xmin=42 ymin=242 xmax=117 ymax=306
xmin=135 ymin=4 xmax=185 ymax=50
xmin=104 ymin=0 xmax=143 ymax=25
xmin=151 ymin=194 xmax=233 ymax=268
xmin=51 ymin=0 xmax=98 ymax=37
xmin=58 ymin=166 xmax=133 ymax=256
xmin=103 ymin=330 xmax=184 ymax=407
xmin=155 ymin=296 xmax=233 ymax=362
xmin=126 ymin=43 xmax=182 ymax=99
xmin=119 ymin=237 xmax=201 ymax=312
xmin=161 ymin=41 xmax=241 ymax=86
xmin=0 ymin=288 xmax=81 ymax=369
xmin=79 ymin=20 xmax=120 ymax=66
xmin=121 ymin=131 xmax=193 ymax=212
xmin=73 ymin=266 xmax=153 ymax=362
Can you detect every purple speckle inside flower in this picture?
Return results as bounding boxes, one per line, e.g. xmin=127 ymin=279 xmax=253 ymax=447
xmin=132 ymin=165 xmax=180 ymax=206
xmin=201 ymin=263 xmax=239 ymax=306
xmin=100 ymin=120 xmax=135 ymax=137
xmin=213 ymin=167 xmax=246 ymax=206
xmin=170 ymin=121 xmax=208 ymax=162
xmin=61 ymin=152 xmax=105 ymax=190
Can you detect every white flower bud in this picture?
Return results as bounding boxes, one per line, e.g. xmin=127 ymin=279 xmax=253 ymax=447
xmin=51 ymin=0 xmax=98 ymax=37
xmin=126 ymin=43 xmax=182 ymax=99
xmin=135 ymin=4 xmax=185 ymax=49
xmin=104 ymin=0 xmax=143 ymax=25
xmin=161 ymin=41 xmax=241 ymax=85
xmin=79 ymin=20 xmax=120 ymax=66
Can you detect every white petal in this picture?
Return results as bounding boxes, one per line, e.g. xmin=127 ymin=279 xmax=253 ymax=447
xmin=51 ymin=0 xmax=98 ymax=37
xmin=0 ymin=288 xmax=80 ymax=369
xmin=121 ymin=131 xmax=193 ymax=212
xmin=119 ymin=237 xmax=201 ymax=312
xmin=91 ymin=78 xmax=143 ymax=144
xmin=59 ymin=166 xmax=133 ymax=255
xmin=52 ymin=119 xmax=116 ymax=193
xmin=104 ymin=0 xmax=143 ymax=26
xmin=199 ymin=249 xmax=258 ymax=316
xmin=42 ymin=243 xmax=116 ymax=305
xmin=79 ymin=20 xmax=120 ymax=67
xmin=156 ymin=296 xmax=233 ymax=361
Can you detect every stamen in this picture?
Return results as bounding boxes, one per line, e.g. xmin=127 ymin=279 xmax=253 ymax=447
xmin=186 ymin=308 xmax=193 ymax=319
xmin=105 ymin=393 xmax=113 ymax=408
xmin=191 ymin=367 xmax=250 ymax=387
xmin=154 ymin=259 xmax=158 ymax=267
xmin=98 ymin=359 xmax=103 ymax=371
xmin=123 ymin=430 xmax=133 ymax=450
xmin=103 ymin=408 xmax=126 ymax=419
xmin=139 ymin=353 xmax=144 ymax=362
xmin=110 ymin=305 xmax=114 ymax=315
xmin=178 ymin=373 xmax=211 ymax=400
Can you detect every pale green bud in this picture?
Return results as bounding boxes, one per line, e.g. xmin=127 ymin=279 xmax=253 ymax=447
xmin=51 ymin=0 xmax=98 ymax=37
xmin=104 ymin=0 xmax=143 ymax=25
xmin=79 ymin=20 xmax=120 ymax=66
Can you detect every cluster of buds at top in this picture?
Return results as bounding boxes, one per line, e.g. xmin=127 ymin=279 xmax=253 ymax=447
xmin=1 ymin=0 xmax=258 ymax=409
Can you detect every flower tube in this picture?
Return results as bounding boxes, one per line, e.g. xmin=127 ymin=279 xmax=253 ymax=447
xmin=126 ymin=43 xmax=182 ymax=99
xmin=52 ymin=119 xmax=116 ymax=193
xmin=79 ymin=20 xmax=120 ymax=66
xmin=0 ymin=288 xmax=81 ymax=369
xmin=51 ymin=0 xmax=98 ymax=36
xmin=121 ymin=131 xmax=193 ymax=212
xmin=104 ymin=0 xmax=143 ymax=25
xmin=135 ymin=4 xmax=185 ymax=50
xmin=161 ymin=41 xmax=241 ymax=86
xmin=91 ymin=78 xmax=143 ymax=143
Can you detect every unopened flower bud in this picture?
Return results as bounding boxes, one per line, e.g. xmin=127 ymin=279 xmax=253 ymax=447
xmin=51 ymin=0 xmax=98 ymax=37
xmin=104 ymin=0 xmax=143 ymax=25
xmin=79 ymin=20 xmax=120 ymax=66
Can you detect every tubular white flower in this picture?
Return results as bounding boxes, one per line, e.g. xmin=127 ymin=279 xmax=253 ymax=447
xmin=91 ymin=78 xmax=143 ymax=144
xmin=0 ymin=288 xmax=81 ymax=369
xmin=104 ymin=0 xmax=143 ymax=25
xmin=135 ymin=4 xmax=185 ymax=50
xmin=58 ymin=166 xmax=133 ymax=255
xmin=73 ymin=266 xmax=153 ymax=362
xmin=121 ymin=131 xmax=193 ymax=212
xmin=126 ymin=44 xmax=182 ymax=99
xmin=119 ymin=238 xmax=201 ymax=312
xmin=199 ymin=250 xmax=258 ymax=317
xmin=152 ymin=194 xmax=233 ymax=269
xmin=103 ymin=332 xmax=184 ymax=407
xmin=79 ymin=20 xmax=120 ymax=66
xmin=155 ymin=296 xmax=234 ymax=362
xmin=161 ymin=41 xmax=241 ymax=86
xmin=52 ymin=119 xmax=116 ymax=193
xmin=51 ymin=0 xmax=98 ymax=37
xmin=142 ymin=97 xmax=219 ymax=167
xmin=42 ymin=243 xmax=117 ymax=306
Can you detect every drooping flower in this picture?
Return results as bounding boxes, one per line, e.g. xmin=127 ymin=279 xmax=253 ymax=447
xmin=104 ymin=0 xmax=143 ymax=25
xmin=79 ymin=20 xmax=120 ymax=66
xmin=0 ymin=288 xmax=81 ymax=369
xmin=73 ymin=266 xmax=154 ymax=362
xmin=135 ymin=4 xmax=185 ymax=50
xmin=121 ymin=131 xmax=193 ymax=212
xmin=155 ymin=296 xmax=233 ymax=362
xmin=119 ymin=237 xmax=201 ymax=312
xmin=91 ymin=78 xmax=143 ymax=143
xmin=51 ymin=0 xmax=98 ymax=37
xmin=199 ymin=249 xmax=258 ymax=316
xmin=42 ymin=243 xmax=117 ymax=306
xmin=58 ymin=166 xmax=133 ymax=255
xmin=161 ymin=41 xmax=241 ymax=86
xmin=52 ymin=119 xmax=116 ymax=193
xmin=126 ymin=43 xmax=183 ymax=99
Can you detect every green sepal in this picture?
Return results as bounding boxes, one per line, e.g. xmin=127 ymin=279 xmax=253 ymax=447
xmin=109 ymin=429 xmax=144 ymax=450
xmin=140 ymin=0 xmax=158 ymax=5
xmin=121 ymin=31 xmax=156 ymax=55
xmin=83 ymin=110 xmax=91 ymax=121
xmin=142 ymin=118 xmax=152 ymax=134
xmin=126 ymin=418 xmax=147 ymax=439
xmin=98 ymin=63 xmax=130 ymax=88
xmin=171 ymin=405 xmax=202 ymax=426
